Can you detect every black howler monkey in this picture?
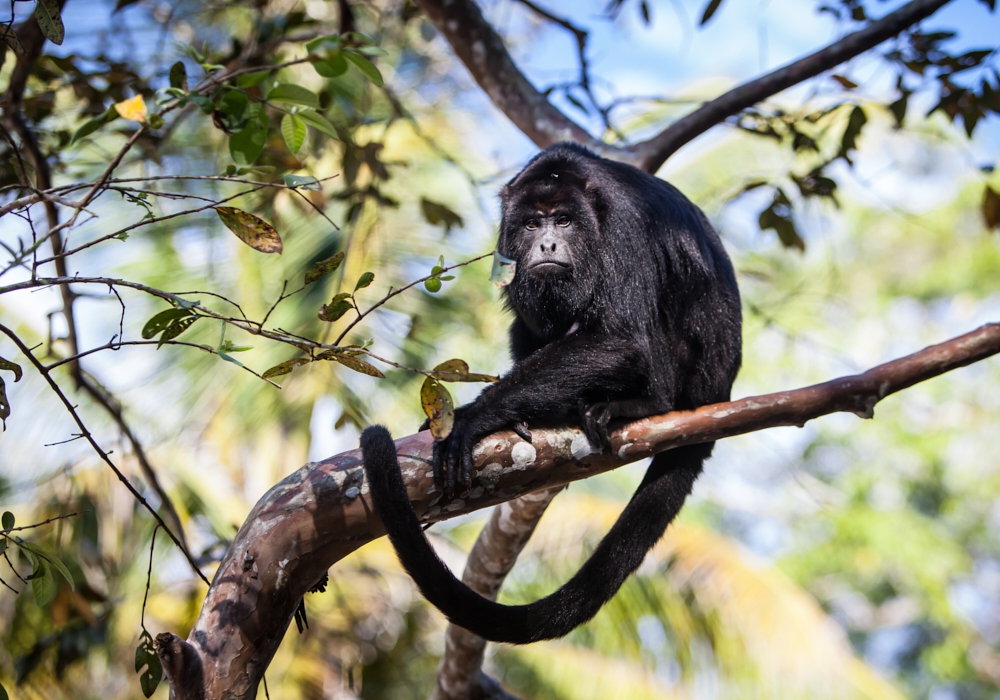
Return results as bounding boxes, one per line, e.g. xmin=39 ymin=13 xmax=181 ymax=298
xmin=360 ymin=142 xmax=742 ymax=644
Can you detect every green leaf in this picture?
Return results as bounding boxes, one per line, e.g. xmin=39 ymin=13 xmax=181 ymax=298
xmin=699 ymin=0 xmax=725 ymax=24
xmin=356 ymin=46 xmax=389 ymax=57
xmin=283 ymin=174 xmax=322 ymax=190
xmin=420 ymin=378 xmax=454 ymax=440
xmin=216 ymin=206 xmax=283 ymax=253
xmin=71 ymin=106 xmax=120 ymax=144
xmin=318 ymin=293 xmax=354 ymax=322
xmin=759 ymin=188 xmax=805 ymax=251
xmin=313 ymin=55 xmax=349 ymax=78
xmin=0 ymin=23 xmax=26 ymax=56
xmin=0 ymin=356 xmax=21 ymax=383
xmin=142 ymin=308 xmax=193 ymax=340
xmin=490 ymin=251 xmax=517 ymax=287
xmin=344 ymin=51 xmax=383 ymax=87
xmin=169 ymin=61 xmax=187 ymax=89
xmin=228 ymin=113 xmax=269 ymax=165
xmin=297 ymin=109 xmax=339 ymax=140
xmin=2 ymin=511 xmax=13 ymax=530
xmin=420 ymin=198 xmax=464 ymax=234
xmin=237 ymin=70 xmax=270 ymax=87
xmin=266 ymin=84 xmax=320 ymax=108
xmin=305 ymin=252 xmax=345 ymax=284
xmin=216 ymin=90 xmax=252 ymax=133
xmin=189 ymin=94 xmax=215 ymax=114
xmin=34 ymin=0 xmax=65 ymax=45
xmin=157 ymin=315 xmax=198 ymax=347
xmin=837 ymin=105 xmax=867 ymax=164
xmin=0 ymin=679 xmax=7 ymax=700
xmin=424 ymin=276 xmax=441 ymax=293
xmin=17 ymin=540 xmax=74 ymax=589
xmin=280 ymin=113 xmax=307 ymax=154
xmin=354 ymin=271 xmax=375 ymax=291
xmin=305 ymin=34 xmax=343 ymax=54
xmin=136 ymin=629 xmax=163 ymax=697
xmin=31 ymin=560 xmax=55 ymax=606
xmin=262 ymin=357 xmax=312 ymax=379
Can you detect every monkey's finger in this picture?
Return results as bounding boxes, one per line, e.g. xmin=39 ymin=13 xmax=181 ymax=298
xmin=512 ymin=421 xmax=532 ymax=443
xmin=597 ymin=405 xmax=613 ymax=452
xmin=460 ymin=445 xmax=474 ymax=491
xmin=444 ymin=442 xmax=459 ymax=499
xmin=432 ymin=440 xmax=445 ymax=491
xmin=419 ymin=417 xmax=431 ymax=432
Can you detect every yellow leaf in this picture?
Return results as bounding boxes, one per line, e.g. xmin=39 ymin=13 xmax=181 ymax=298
xmin=420 ymin=377 xmax=454 ymax=440
xmin=215 ymin=206 xmax=283 ymax=254
xmin=114 ymin=95 xmax=147 ymax=123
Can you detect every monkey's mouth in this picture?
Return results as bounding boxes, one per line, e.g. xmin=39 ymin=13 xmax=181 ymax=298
xmin=528 ymin=260 xmax=572 ymax=273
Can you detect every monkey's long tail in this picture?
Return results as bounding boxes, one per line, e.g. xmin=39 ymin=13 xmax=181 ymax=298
xmin=360 ymin=425 xmax=710 ymax=645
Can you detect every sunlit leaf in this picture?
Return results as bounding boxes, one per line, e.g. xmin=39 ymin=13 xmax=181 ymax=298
xmin=324 ymin=352 xmax=385 ymax=378
xmin=420 ymin=377 xmax=454 ymax=440
xmin=262 ymin=357 xmax=312 ymax=379
xmin=305 ymin=34 xmax=343 ymax=53
xmin=266 ymin=84 xmax=320 ymax=108
xmin=318 ymin=293 xmax=354 ymax=322
xmin=297 ymin=109 xmax=339 ymax=139
xmin=305 ymin=252 xmax=345 ymax=284
xmin=490 ymin=251 xmax=517 ymax=287
xmin=114 ymin=95 xmax=148 ymax=123
xmin=283 ymin=174 xmax=322 ymax=190
xmin=281 ymin=113 xmax=307 ymax=154
xmin=216 ymin=206 xmax=283 ymax=254
xmin=344 ymin=51 xmax=383 ymax=87
xmin=34 ymin=0 xmax=65 ymax=45
xmin=354 ymin=271 xmax=375 ymax=291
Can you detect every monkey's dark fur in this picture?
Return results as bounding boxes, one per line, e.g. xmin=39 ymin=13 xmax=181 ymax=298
xmin=361 ymin=143 xmax=742 ymax=644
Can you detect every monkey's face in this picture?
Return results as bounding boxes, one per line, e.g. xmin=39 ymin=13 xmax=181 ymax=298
xmin=498 ymin=172 xmax=601 ymax=333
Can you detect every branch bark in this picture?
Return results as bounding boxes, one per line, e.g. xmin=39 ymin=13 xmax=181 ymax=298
xmin=158 ymin=322 xmax=1000 ymax=699
xmin=415 ymin=0 xmax=954 ymax=173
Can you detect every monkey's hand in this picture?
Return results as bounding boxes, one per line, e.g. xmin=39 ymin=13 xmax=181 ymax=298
xmin=432 ymin=407 xmax=522 ymax=497
xmin=579 ymin=400 xmax=614 ymax=452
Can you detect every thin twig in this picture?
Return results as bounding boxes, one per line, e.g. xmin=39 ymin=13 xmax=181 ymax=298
xmin=1 ymin=510 xmax=86 ymax=534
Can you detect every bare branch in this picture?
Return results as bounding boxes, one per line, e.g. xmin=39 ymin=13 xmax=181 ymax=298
xmin=629 ymin=0 xmax=955 ymax=171
xmin=157 ymin=322 xmax=1000 ymax=698
xmin=0 ymin=322 xmax=210 ymax=585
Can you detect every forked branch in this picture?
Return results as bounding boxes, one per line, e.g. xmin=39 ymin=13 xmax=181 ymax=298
xmin=415 ymin=0 xmax=955 ymax=173
xmin=157 ymin=322 xmax=1000 ymax=699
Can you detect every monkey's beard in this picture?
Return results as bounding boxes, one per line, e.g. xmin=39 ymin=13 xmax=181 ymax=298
xmin=505 ymin=273 xmax=591 ymax=340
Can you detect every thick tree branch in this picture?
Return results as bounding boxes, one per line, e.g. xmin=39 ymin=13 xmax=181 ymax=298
xmin=412 ymin=0 xmax=623 ymax=162
xmin=629 ymin=0 xmax=954 ymax=171
xmin=432 ymin=487 xmax=562 ymax=700
xmin=158 ymin=322 xmax=1000 ymax=699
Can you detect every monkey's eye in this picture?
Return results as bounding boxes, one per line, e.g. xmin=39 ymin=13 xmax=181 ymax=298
xmin=556 ymin=216 xmax=571 ymax=227
xmin=525 ymin=219 xmax=539 ymax=230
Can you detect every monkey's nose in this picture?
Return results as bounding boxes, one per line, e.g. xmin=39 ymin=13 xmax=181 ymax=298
xmin=540 ymin=241 xmax=557 ymax=252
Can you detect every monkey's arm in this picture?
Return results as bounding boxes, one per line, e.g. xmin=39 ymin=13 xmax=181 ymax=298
xmin=436 ymin=334 xmax=657 ymax=490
